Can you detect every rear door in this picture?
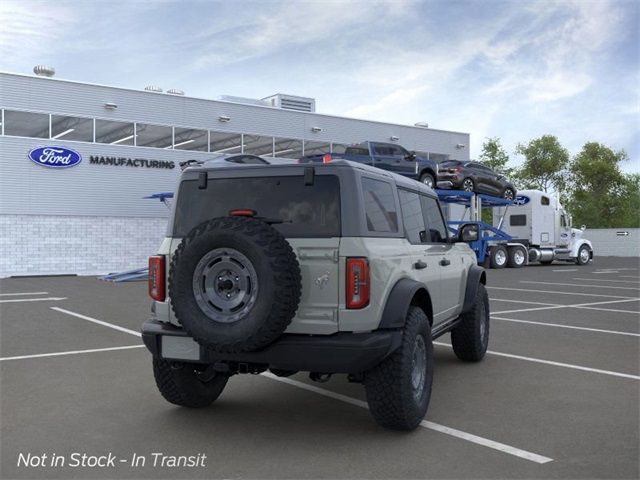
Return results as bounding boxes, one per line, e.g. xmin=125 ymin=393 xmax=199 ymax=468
xmin=420 ymin=194 xmax=464 ymax=320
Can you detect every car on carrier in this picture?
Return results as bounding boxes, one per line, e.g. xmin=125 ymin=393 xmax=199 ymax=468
xmin=142 ymin=160 xmax=489 ymax=430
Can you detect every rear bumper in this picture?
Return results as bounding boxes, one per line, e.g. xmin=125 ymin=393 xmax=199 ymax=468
xmin=141 ymin=320 xmax=402 ymax=374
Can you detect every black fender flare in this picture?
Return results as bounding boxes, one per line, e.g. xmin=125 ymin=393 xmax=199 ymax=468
xmin=462 ymin=265 xmax=486 ymax=314
xmin=378 ymin=278 xmax=433 ymax=329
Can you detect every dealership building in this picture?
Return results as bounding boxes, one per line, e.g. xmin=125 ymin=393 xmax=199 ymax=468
xmin=0 ymin=69 xmax=470 ymax=278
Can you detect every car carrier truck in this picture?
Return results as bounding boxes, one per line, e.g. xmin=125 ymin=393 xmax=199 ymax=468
xmin=494 ymin=189 xmax=593 ymax=266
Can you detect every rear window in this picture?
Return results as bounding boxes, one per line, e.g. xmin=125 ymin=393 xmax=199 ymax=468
xmin=345 ymin=147 xmax=369 ymax=156
xmin=440 ymin=160 xmax=462 ymax=168
xmin=173 ymin=175 xmax=341 ymax=237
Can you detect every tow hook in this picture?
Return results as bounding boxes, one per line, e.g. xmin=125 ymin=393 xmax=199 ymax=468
xmin=309 ymin=372 xmax=332 ymax=383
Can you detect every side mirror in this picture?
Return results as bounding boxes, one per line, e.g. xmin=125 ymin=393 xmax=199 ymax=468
xmin=405 ymin=151 xmax=416 ymax=161
xmin=458 ymin=223 xmax=479 ymax=242
xmin=581 ymin=224 xmax=586 ymax=231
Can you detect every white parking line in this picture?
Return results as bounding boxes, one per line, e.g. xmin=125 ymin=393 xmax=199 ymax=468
xmin=434 ymin=342 xmax=640 ymax=381
xmin=487 ymin=286 xmax=638 ymax=300
xmin=0 ymin=297 xmax=67 ymax=304
xmin=492 ymin=316 xmax=640 ymax=337
xmin=621 ymin=276 xmax=640 ymax=279
xmin=492 ymin=298 xmax=559 ymax=307
xmin=51 ymin=307 xmax=141 ymax=337
xmin=0 ymin=345 xmax=145 ymax=362
xmin=573 ymin=278 xmax=640 ymax=284
xmin=552 ymin=269 xmax=578 ymax=272
xmin=0 ymin=292 xmax=49 ymax=296
xmin=261 ymin=372 xmax=553 ymax=464
xmin=492 ymin=298 xmax=640 ymax=315
xmin=520 ymin=281 xmax=640 ymax=291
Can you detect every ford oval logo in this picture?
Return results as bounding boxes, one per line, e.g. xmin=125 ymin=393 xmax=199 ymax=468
xmin=28 ymin=146 xmax=82 ymax=168
xmin=514 ymin=195 xmax=530 ymax=205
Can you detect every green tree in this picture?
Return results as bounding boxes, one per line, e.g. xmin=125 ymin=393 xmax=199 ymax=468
xmin=565 ymin=142 xmax=637 ymax=228
xmin=478 ymin=137 xmax=513 ymax=176
xmin=514 ymin=135 xmax=569 ymax=193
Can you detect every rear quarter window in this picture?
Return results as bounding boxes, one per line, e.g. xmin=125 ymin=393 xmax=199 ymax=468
xmin=361 ymin=177 xmax=398 ymax=233
xmin=173 ymin=175 xmax=341 ymax=238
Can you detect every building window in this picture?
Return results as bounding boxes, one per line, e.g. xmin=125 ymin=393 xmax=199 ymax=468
xmin=173 ymin=127 xmax=208 ymax=151
xmin=273 ymin=137 xmax=303 ymax=159
xmin=50 ymin=114 xmax=93 ymax=142
xmin=210 ymin=131 xmax=243 ymax=154
xmin=304 ymin=141 xmax=331 ymax=156
xmin=331 ymin=143 xmax=349 ymax=154
xmin=95 ymin=119 xmax=135 ymax=145
xmin=243 ymin=135 xmax=274 ymax=156
xmin=4 ymin=110 xmax=49 ymax=138
xmin=362 ymin=177 xmax=398 ymax=233
xmin=136 ymin=123 xmax=173 ymax=149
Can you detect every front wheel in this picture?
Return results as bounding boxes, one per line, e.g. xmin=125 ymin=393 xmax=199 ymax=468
xmin=364 ymin=307 xmax=433 ymax=431
xmin=489 ymin=245 xmax=508 ymax=269
xmin=461 ymin=178 xmax=475 ymax=192
xmin=419 ymin=172 xmax=435 ymax=188
xmin=153 ymin=358 xmax=229 ymax=408
xmin=576 ymin=245 xmax=591 ymax=265
xmin=451 ymin=284 xmax=489 ymax=361
xmin=503 ymin=187 xmax=515 ymax=200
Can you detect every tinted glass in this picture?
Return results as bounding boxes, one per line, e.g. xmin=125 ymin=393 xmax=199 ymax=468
xmin=440 ymin=160 xmax=462 ymax=168
xmin=399 ymin=189 xmax=426 ymax=244
xmin=420 ymin=195 xmax=448 ymax=242
xmin=210 ymin=131 xmax=243 ymax=154
xmin=95 ymin=119 xmax=134 ymax=145
xmin=541 ymin=196 xmax=550 ymax=206
xmin=4 ymin=110 xmax=49 ymax=138
xmin=136 ymin=123 xmax=172 ymax=148
xmin=51 ymin=115 xmax=93 ymax=142
xmin=273 ymin=137 xmax=303 ymax=158
xmin=173 ymin=127 xmax=208 ymax=151
xmin=225 ymin=155 xmax=268 ymax=165
xmin=174 ymin=175 xmax=340 ymax=238
xmin=362 ymin=178 xmax=398 ymax=233
xmin=510 ymin=214 xmax=527 ymax=226
xmin=345 ymin=147 xmax=369 ymax=156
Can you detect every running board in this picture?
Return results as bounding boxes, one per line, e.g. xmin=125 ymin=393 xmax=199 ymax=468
xmin=432 ymin=317 xmax=462 ymax=339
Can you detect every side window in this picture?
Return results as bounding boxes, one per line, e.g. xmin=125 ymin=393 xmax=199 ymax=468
xmin=390 ymin=145 xmax=406 ymax=157
xmin=420 ymin=195 xmax=448 ymax=243
xmin=510 ymin=215 xmax=527 ymax=226
xmin=373 ymin=144 xmax=392 ymax=156
xmin=362 ymin=178 xmax=398 ymax=233
xmin=399 ymin=189 xmax=426 ymax=244
xmin=541 ymin=196 xmax=550 ymax=206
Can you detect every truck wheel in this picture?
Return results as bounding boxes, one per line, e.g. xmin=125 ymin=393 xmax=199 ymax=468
xmin=451 ymin=284 xmax=489 ymax=362
xmin=419 ymin=172 xmax=435 ymax=188
xmin=462 ymin=178 xmax=475 ymax=192
xmin=169 ymin=217 xmax=301 ymax=353
xmin=576 ymin=245 xmax=591 ymax=265
xmin=364 ymin=307 xmax=433 ymax=431
xmin=489 ymin=245 xmax=507 ymax=269
xmin=153 ymin=358 xmax=228 ymax=408
xmin=507 ymin=246 xmax=526 ymax=268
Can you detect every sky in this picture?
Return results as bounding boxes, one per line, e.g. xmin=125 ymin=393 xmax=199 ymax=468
xmin=1 ymin=0 xmax=638 ymax=172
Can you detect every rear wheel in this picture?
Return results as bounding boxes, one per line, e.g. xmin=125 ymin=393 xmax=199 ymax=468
xmin=419 ymin=172 xmax=435 ymax=188
xmin=489 ymin=245 xmax=508 ymax=269
xmin=364 ymin=307 xmax=433 ymax=431
xmin=507 ymin=246 xmax=526 ymax=268
xmin=153 ymin=359 xmax=229 ymax=408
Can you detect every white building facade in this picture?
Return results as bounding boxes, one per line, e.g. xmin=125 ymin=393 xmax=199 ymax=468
xmin=0 ymin=72 xmax=470 ymax=277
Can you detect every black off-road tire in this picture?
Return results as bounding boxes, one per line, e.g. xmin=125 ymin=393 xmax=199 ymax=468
xmin=451 ymin=284 xmax=489 ymax=362
xmin=364 ymin=307 xmax=433 ymax=431
xmin=153 ymin=358 xmax=229 ymax=408
xmin=419 ymin=172 xmax=435 ymax=188
xmin=169 ymin=217 xmax=301 ymax=353
xmin=489 ymin=245 xmax=508 ymax=269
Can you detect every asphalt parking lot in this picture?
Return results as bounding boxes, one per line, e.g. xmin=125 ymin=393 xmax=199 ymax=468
xmin=1 ymin=257 xmax=638 ymax=479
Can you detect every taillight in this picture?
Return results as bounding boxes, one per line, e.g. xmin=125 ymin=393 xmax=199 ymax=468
xmin=229 ymin=209 xmax=256 ymax=217
xmin=346 ymin=257 xmax=369 ymax=309
xmin=148 ymin=255 xmax=166 ymax=301
xmin=322 ymin=153 xmax=332 ymax=164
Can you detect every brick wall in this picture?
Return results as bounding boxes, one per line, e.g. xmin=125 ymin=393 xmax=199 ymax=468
xmin=0 ymin=215 xmax=167 ymax=277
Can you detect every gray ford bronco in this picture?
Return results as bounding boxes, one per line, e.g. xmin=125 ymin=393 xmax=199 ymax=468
xmin=142 ymin=160 xmax=489 ymax=431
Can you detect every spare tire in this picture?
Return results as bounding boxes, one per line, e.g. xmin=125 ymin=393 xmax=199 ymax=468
xmin=169 ymin=217 xmax=301 ymax=353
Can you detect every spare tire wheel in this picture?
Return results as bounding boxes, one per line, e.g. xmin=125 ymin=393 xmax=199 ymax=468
xmin=169 ymin=217 xmax=301 ymax=353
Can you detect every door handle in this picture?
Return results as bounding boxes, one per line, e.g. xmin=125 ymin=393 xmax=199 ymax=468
xmin=440 ymin=258 xmax=451 ymax=266
xmin=413 ymin=260 xmax=427 ymax=270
